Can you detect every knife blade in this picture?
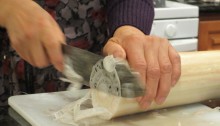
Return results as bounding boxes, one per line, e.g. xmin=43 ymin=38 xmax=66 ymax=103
xmin=62 ymin=44 xmax=103 ymax=86
xmin=61 ymin=44 xmax=145 ymax=98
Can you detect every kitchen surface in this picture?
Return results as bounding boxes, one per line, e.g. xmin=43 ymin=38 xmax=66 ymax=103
xmin=1 ymin=99 xmax=220 ymax=126
xmin=174 ymin=0 xmax=220 ymax=12
xmin=1 ymin=0 xmax=220 ymax=126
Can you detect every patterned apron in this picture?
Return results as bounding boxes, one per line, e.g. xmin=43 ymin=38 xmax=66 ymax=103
xmin=0 ymin=0 xmax=108 ymax=106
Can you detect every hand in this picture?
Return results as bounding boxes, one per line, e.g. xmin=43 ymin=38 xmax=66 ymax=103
xmin=1 ymin=0 xmax=65 ymax=71
xmin=103 ymin=26 xmax=181 ymax=109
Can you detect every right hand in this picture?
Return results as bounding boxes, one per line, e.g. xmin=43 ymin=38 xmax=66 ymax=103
xmin=2 ymin=0 xmax=65 ymax=71
xmin=103 ymin=26 xmax=181 ymax=109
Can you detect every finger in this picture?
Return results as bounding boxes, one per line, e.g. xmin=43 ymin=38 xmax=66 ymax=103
xmin=29 ymin=38 xmax=50 ymax=68
xmin=122 ymin=35 xmax=147 ymax=86
xmin=155 ymin=38 xmax=172 ymax=105
xmin=7 ymin=19 xmax=42 ymax=66
xmin=103 ymin=38 xmax=126 ymax=59
xmin=140 ymin=36 xmax=160 ymax=109
xmin=40 ymin=22 xmax=65 ymax=72
xmin=11 ymin=43 xmax=31 ymax=64
xmin=169 ymin=45 xmax=181 ymax=86
xmin=106 ymin=36 xmax=146 ymax=106
xmin=8 ymin=33 xmax=32 ymax=65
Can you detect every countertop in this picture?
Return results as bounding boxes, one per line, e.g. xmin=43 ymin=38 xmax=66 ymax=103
xmin=1 ymin=99 xmax=220 ymax=126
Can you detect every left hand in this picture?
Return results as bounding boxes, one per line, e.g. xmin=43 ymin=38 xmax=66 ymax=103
xmin=1 ymin=0 xmax=65 ymax=71
xmin=103 ymin=26 xmax=181 ymax=109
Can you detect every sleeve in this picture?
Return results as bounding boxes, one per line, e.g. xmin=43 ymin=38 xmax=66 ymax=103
xmin=106 ymin=0 xmax=155 ymax=36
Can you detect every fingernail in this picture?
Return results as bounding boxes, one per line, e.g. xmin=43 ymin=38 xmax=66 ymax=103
xmin=113 ymin=51 xmax=125 ymax=59
xmin=56 ymin=61 xmax=64 ymax=72
xmin=136 ymin=97 xmax=143 ymax=102
xmin=141 ymin=101 xmax=151 ymax=109
xmin=156 ymin=97 xmax=166 ymax=105
xmin=172 ymin=80 xmax=177 ymax=87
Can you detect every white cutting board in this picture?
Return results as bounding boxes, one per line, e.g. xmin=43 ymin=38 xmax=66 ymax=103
xmin=8 ymin=90 xmax=220 ymax=126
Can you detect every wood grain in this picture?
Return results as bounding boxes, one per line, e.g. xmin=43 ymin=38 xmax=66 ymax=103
xmin=198 ymin=21 xmax=220 ymax=50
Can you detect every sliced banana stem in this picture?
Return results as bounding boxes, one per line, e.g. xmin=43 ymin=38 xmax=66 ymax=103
xmin=92 ymin=51 xmax=220 ymax=119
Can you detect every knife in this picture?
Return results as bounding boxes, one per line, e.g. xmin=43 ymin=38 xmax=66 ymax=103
xmin=62 ymin=44 xmax=145 ymax=98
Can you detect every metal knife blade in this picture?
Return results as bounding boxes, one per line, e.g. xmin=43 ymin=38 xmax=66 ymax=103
xmin=62 ymin=44 xmax=103 ymax=86
xmin=62 ymin=44 xmax=145 ymax=98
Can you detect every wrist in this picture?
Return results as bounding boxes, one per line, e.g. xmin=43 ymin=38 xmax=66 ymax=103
xmin=113 ymin=25 xmax=145 ymax=40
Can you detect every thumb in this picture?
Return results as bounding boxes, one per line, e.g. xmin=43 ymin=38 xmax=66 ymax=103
xmin=103 ymin=38 xmax=126 ymax=59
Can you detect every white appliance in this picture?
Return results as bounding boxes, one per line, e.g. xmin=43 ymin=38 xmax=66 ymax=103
xmin=151 ymin=1 xmax=199 ymax=52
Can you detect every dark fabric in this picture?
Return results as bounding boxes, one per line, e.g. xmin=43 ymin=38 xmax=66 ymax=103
xmin=106 ymin=0 xmax=154 ymax=36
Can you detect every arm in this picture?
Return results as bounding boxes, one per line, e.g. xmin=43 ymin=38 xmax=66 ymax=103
xmin=106 ymin=0 xmax=154 ymax=36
